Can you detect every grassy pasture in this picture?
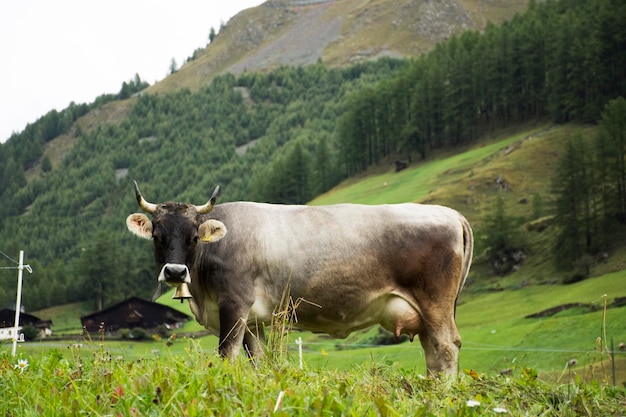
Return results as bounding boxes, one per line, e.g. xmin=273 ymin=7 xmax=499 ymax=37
xmin=2 ymin=318 xmax=625 ymax=416
xmin=2 ymin=309 xmax=624 ymax=416
xmin=310 ymin=127 xmax=526 ymax=206
xmin=8 ymin=255 xmax=623 ymax=415
xmin=27 ymin=251 xmax=626 ymax=381
xmin=302 ymin=273 xmax=626 ymax=377
xmin=10 ymin=266 xmax=623 ymax=415
xmin=309 ymin=123 xmax=577 ymax=206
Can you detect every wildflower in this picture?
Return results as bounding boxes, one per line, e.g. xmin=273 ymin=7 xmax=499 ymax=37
xmin=466 ymin=368 xmax=480 ymax=380
xmin=466 ymin=399 xmax=481 ymax=408
xmin=14 ymin=359 xmax=29 ymax=374
xmin=321 ymin=348 xmax=328 ymax=356
xmin=111 ymin=385 xmax=125 ymax=404
xmin=152 ymin=386 xmax=162 ymax=404
xmin=493 ymin=407 xmax=508 ymax=414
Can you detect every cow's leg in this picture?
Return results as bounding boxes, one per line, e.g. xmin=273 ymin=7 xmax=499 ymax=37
xmin=218 ymin=298 xmax=251 ymax=359
xmin=418 ymin=317 xmax=461 ymax=376
xmin=243 ymin=320 xmax=265 ymax=359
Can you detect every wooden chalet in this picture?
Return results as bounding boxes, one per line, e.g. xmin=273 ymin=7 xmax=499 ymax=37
xmin=0 ymin=309 xmax=52 ymax=340
xmin=80 ymin=297 xmax=191 ymax=333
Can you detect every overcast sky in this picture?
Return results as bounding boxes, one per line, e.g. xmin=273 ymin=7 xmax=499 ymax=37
xmin=0 ymin=0 xmax=265 ymax=143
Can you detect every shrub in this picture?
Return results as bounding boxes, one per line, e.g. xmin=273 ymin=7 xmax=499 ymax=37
xmin=21 ymin=324 xmax=40 ymax=341
xmin=154 ymin=324 xmax=171 ymax=339
xmin=119 ymin=327 xmax=149 ymax=340
xmin=130 ymin=327 xmax=148 ymax=341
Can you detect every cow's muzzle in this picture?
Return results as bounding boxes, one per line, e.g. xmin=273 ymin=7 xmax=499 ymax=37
xmin=159 ymin=263 xmax=193 ymax=302
xmin=158 ymin=263 xmax=191 ymax=285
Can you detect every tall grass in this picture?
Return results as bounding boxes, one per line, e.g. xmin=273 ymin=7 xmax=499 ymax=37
xmin=1 ymin=336 xmax=624 ymax=416
xmin=5 ymin=276 xmax=624 ymax=416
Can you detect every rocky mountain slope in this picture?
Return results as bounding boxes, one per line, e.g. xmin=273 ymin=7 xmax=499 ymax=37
xmin=150 ymin=0 xmax=530 ymax=94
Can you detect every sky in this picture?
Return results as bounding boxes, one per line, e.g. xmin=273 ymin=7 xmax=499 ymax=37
xmin=0 ymin=0 xmax=265 ymax=143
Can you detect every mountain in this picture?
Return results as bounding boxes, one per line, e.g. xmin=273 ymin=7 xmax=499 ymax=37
xmin=151 ymin=0 xmax=530 ymax=94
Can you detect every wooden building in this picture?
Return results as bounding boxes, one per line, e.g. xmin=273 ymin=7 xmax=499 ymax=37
xmin=0 ymin=309 xmax=52 ymax=340
xmin=80 ymin=297 xmax=191 ymax=333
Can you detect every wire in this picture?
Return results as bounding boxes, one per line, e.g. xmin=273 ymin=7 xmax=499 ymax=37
xmin=0 ymin=250 xmax=19 ymax=265
xmin=299 ymin=341 xmax=621 ymax=356
xmin=0 ymin=250 xmax=32 ymax=273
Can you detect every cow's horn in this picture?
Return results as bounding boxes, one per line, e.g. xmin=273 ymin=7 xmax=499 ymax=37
xmin=133 ymin=181 xmax=157 ymax=214
xmin=194 ymin=185 xmax=220 ymax=214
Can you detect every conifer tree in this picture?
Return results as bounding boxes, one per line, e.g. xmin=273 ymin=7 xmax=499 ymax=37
xmin=597 ymin=97 xmax=626 ymax=220
xmin=552 ymin=135 xmax=597 ymax=271
xmin=481 ymin=195 xmax=525 ymax=275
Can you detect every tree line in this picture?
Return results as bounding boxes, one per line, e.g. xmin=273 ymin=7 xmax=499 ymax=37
xmin=553 ymin=97 xmax=626 ymax=277
xmin=478 ymin=98 xmax=626 ymax=279
xmin=338 ymin=0 xmax=626 ymax=175
xmin=0 ymin=74 xmax=149 ymax=207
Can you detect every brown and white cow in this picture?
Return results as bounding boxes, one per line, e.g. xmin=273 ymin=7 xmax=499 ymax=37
xmin=126 ymin=182 xmax=473 ymax=375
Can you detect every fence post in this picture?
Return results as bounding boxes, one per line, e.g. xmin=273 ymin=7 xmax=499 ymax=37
xmin=611 ymin=338 xmax=616 ymax=388
xmin=296 ymin=337 xmax=303 ymax=369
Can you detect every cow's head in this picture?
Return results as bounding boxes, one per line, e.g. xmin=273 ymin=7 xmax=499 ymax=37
xmin=126 ymin=181 xmax=225 ymax=291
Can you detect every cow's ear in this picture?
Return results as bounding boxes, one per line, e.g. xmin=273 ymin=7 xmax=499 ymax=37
xmin=126 ymin=213 xmax=153 ymax=240
xmin=198 ymin=219 xmax=227 ymax=242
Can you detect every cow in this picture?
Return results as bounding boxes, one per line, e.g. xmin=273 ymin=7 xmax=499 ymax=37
xmin=126 ymin=181 xmax=473 ymax=375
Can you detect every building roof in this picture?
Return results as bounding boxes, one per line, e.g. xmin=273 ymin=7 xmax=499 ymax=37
xmin=80 ymin=297 xmax=191 ymax=332
xmin=0 ymin=309 xmax=52 ymax=329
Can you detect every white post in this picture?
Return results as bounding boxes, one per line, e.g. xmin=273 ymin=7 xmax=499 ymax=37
xmin=296 ymin=337 xmax=303 ymax=369
xmin=11 ymin=251 xmax=25 ymax=357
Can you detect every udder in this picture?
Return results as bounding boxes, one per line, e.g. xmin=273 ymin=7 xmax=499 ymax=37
xmin=380 ymin=295 xmax=424 ymax=342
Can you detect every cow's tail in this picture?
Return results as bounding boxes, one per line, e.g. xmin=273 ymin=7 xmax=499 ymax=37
xmin=457 ymin=215 xmax=474 ymax=302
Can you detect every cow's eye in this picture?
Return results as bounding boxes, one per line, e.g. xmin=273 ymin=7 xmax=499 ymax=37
xmin=191 ymin=235 xmax=199 ymax=244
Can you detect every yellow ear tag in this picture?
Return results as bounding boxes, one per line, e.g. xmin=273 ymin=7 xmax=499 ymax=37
xmin=201 ymin=235 xmax=213 ymax=242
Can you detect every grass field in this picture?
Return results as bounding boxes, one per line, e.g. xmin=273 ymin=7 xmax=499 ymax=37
xmin=25 ymin=255 xmax=625 ymax=383
xmin=2 ymin=342 xmax=623 ymax=416
xmin=3 ymin=296 xmax=626 ymax=417
xmin=13 ymin=242 xmax=626 ymax=407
